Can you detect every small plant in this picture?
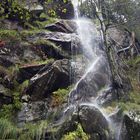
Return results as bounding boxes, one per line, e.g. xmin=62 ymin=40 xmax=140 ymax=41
xmin=61 ymin=123 xmax=90 ymax=140
xmin=51 ymin=87 xmax=72 ymax=107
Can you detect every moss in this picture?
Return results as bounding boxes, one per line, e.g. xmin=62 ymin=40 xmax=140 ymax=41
xmin=51 ymin=87 xmax=72 ymax=107
xmin=34 ymin=58 xmax=54 ymax=65
xmin=20 ymin=30 xmax=45 ymax=39
xmin=0 ymin=30 xmax=19 ymax=39
xmin=33 ymin=18 xmax=57 ymax=29
xmin=0 ymin=30 xmax=21 ymax=46
xmin=127 ymin=56 xmax=140 ymax=68
xmin=61 ymin=123 xmax=90 ymax=140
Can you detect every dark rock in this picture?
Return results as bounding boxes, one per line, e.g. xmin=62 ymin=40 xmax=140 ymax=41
xmin=17 ymin=101 xmax=48 ymax=125
xmin=16 ymin=61 xmax=54 ymax=83
xmin=26 ymin=59 xmax=71 ymax=100
xmin=78 ymin=104 xmax=110 ymax=140
xmin=120 ymin=111 xmax=140 ymax=140
xmin=45 ymin=20 xmax=77 ymax=33
xmin=0 ymin=85 xmax=12 ymax=107
xmin=0 ymin=55 xmax=15 ymax=67
xmin=49 ymin=104 xmax=110 ymax=140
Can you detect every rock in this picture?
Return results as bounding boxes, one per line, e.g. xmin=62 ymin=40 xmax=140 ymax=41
xmin=69 ymin=57 xmax=111 ymax=104
xmin=26 ymin=59 xmax=71 ymax=100
xmin=29 ymin=31 xmax=81 ymax=53
xmin=27 ymin=31 xmax=81 ymax=59
xmin=0 ymin=42 xmax=41 ymax=67
xmin=78 ymin=104 xmax=109 ymax=140
xmin=16 ymin=61 xmax=54 ymax=83
xmin=0 ymin=55 xmax=15 ymax=67
xmin=25 ymin=4 xmax=43 ymax=14
xmin=49 ymin=104 xmax=110 ymax=140
xmin=21 ymin=95 xmax=31 ymax=102
xmin=17 ymin=101 xmax=48 ymax=125
xmin=45 ymin=20 xmax=77 ymax=33
xmin=120 ymin=111 xmax=140 ymax=140
xmin=0 ymin=84 xmax=12 ymax=107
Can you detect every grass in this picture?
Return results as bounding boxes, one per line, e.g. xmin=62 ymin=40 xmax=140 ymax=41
xmin=0 ymin=118 xmax=48 ymax=140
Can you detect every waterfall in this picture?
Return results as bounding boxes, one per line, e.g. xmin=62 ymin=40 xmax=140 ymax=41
xmin=70 ymin=0 xmax=111 ymax=105
xmin=60 ymin=0 xmax=122 ymax=139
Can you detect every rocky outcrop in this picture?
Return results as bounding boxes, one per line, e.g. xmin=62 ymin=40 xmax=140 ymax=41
xmin=16 ymin=61 xmax=54 ymax=83
xmin=120 ymin=111 xmax=140 ymax=140
xmin=26 ymin=59 xmax=70 ymax=100
xmin=45 ymin=20 xmax=77 ymax=33
xmin=50 ymin=104 xmax=110 ymax=140
xmin=28 ymin=31 xmax=81 ymax=53
xmin=0 ymin=84 xmax=12 ymax=107
xmin=78 ymin=104 xmax=109 ymax=140
xmin=17 ymin=101 xmax=48 ymax=125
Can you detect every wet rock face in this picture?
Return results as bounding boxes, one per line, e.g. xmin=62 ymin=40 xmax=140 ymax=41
xmin=69 ymin=57 xmax=111 ymax=104
xmin=51 ymin=104 xmax=110 ymax=140
xmin=26 ymin=59 xmax=70 ymax=100
xmin=120 ymin=111 xmax=140 ymax=140
xmin=78 ymin=105 xmax=109 ymax=140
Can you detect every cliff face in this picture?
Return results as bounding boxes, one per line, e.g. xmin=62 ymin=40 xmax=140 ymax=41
xmin=0 ymin=0 xmax=140 ymax=140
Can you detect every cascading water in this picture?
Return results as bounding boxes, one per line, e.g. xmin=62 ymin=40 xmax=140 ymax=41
xmin=70 ymin=0 xmax=111 ymax=105
xmin=60 ymin=0 xmax=122 ymax=139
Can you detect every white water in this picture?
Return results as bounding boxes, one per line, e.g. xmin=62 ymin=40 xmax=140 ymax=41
xmin=68 ymin=0 xmax=119 ymax=139
xmin=70 ymin=0 xmax=111 ymax=103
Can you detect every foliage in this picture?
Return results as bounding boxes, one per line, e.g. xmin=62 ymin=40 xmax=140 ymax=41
xmin=0 ymin=118 xmax=48 ymax=140
xmin=43 ymin=0 xmax=70 ymax=18
xmin=0 ymin=118 xmax=19 ymax=139
xmin=18 ymin=120 xmax=48 ymax=140
xmin=51 ymin=87 xmax=72 ymax=107
xmin=61 ymin=123 xmax=90 ymax=140
xmin=0 ymin=0 xmax=32 ymax=23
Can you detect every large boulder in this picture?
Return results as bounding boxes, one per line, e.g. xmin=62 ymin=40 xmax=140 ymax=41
xmin=49 ymin=104 xmax=110 ymax=140
xmin=120 ymin=111 xmax=140 ymax=140
xmin=26 ymin=59 xmax=70 ymax=100
xmin=78 ymin=105 xmax=110 ymax=140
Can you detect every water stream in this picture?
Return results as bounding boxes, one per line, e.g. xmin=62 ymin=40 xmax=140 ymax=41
xmin=62 ymin=0 xmax=122 ymax=139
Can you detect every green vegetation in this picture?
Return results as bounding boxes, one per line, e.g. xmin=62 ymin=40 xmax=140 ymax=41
xmin=0 ymin=118 xmax=48 ymax=140
xmin=0 ymin=0 xmax=32 ymax=25
xmin=61 ymin=123 xmax=90 ymax=140
xmin=112 ymin=56 xmax=140 ymax=112
xmin=51 ymin=87 xmax=72 ymax=107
